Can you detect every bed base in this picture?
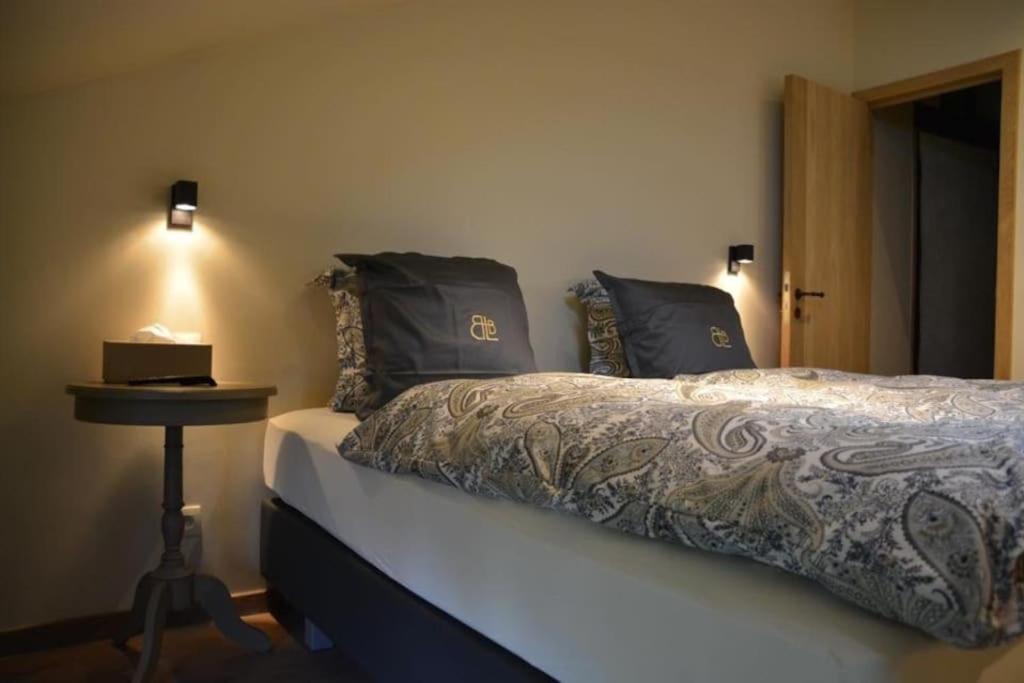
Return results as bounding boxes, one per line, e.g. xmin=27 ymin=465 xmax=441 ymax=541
xmin=260 ymin=498 xmax=552 ymax=682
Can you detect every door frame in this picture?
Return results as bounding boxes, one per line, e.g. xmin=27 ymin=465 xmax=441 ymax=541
xmin=853 ymin=49 xmax=1021 ymax=380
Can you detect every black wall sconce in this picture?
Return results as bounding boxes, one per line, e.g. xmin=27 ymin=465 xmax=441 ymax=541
xmin=168 ymin=180 xmax=198 ymax=230
xmin=728 ymin=244 xmax=754 ymax=275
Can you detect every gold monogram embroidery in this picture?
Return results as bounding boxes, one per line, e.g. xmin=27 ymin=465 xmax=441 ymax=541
xmin=710 ymin=326 xmax=732 ymax=349
xmin=470 ymin=315 xmax=500 ymax=342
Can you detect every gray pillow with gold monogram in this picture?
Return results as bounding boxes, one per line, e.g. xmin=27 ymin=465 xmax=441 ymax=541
xmin=338 ymin=252 xmax=537 ymax=417
xmin=312 ymin=268 xmax=372 ymax=413
xmin=568 ymin=279 xmax=630 ymax=377
xmin=593 ymin=270 xmax=755 ymax=377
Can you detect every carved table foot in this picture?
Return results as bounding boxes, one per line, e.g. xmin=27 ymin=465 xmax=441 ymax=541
xmin=132 ymin=582 xmax=169 ymax=683
xmin=113 ymin=576 xmax=156 ymax=647
xmin=195 ymin=574 xmax=272 ymax=652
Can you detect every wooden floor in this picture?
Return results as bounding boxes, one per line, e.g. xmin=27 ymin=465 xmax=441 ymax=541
xmin=0 ymin=613 xmax=370 ymax=682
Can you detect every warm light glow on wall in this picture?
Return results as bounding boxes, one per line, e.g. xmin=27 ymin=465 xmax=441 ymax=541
xmin=713 ymin=268 xmax=749 ymax=303
xmin=96 ymin=216 xmax=256 ymax=373
xmin=150 ymin=220 xmax=212 ymax=336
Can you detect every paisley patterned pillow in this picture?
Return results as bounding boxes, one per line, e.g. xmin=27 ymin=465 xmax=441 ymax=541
xmin=568 ymin=279 xmax=630 ymax=377
xmin=312 ymin=268 xmax=371 ymax=413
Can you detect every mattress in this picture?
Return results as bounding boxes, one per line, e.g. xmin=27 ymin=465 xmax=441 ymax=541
xmin=263 ymin=407 xmax=1024 ymax=683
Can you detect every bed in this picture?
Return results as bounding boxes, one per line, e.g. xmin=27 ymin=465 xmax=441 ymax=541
xmin=262 ymin=403 xmax=1024 ymax=682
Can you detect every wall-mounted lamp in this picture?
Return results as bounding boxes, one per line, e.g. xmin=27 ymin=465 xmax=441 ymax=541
xmin=728 ymin=244 xmax=754 ymax=275
xmin=168 ymin=180 xmax=198 ymax=230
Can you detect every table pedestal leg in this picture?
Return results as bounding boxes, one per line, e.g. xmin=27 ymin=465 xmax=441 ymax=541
xmin=113 ymin=576 xmax=155 ymax=646
xmin=132 ymin=582 xmax=169 ymax=683
xmin=117 ymin=425 xmax=270 ymax=683
xmin=195 ymin=574 xmax=271 ymax=651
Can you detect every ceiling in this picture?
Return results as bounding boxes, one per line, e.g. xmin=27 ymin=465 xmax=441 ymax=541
xmin=0 ymin=0 xmax=397 ymax=98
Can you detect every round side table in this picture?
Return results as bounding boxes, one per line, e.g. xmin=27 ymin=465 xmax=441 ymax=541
xmin=66 ymin=382 xmax=277 ymax=683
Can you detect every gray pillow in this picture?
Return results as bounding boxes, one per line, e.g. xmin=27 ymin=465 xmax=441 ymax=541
xmin=593 ymin=270 xmax=755 ymax=377
xmin=312 ymin=268 xmax=372 ymax=413
xmin=568 ymin=279 xmax=630 ymax=377
xmin=338 ymin=252 xmax=537 ymax=417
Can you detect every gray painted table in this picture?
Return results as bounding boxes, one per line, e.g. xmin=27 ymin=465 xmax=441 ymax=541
xmin=66 ymin=382 xmax=277 ymax=683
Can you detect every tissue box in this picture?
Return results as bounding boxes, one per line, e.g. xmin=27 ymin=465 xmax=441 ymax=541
xmin=102 ymin=341 xmax=212 ymax=383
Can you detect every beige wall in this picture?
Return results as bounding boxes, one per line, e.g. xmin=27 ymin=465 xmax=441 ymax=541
xmin=853 ymin=1 xmax=1024 ymax=90
xmin=0 ymin=0 xmax=855 ymax=629
xmin=854 ymin=0 xmax=1024 ymax=377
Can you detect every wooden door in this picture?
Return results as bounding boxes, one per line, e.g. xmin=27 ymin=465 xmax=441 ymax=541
xmin=781 ymin=75 xmax=873 ymax=372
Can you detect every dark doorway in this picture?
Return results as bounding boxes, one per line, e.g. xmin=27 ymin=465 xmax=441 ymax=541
xmin=913 ymin=82 xmax=1001 ymax=378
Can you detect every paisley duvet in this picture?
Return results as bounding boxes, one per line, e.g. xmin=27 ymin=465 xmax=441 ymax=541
xmin=336 ymin=369 xmax=1024 ymax=647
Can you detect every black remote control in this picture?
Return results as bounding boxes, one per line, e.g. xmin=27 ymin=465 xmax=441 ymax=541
xmin=127 ymin=375 xmax=218 ymax=387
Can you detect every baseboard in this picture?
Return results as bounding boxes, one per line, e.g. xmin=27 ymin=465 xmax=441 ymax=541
xmin=0 ymin=589 xmax=267 ymax=658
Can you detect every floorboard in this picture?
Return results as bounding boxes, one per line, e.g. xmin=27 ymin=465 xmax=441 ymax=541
xmin=0 ymin=613 xmax=370 ymax=682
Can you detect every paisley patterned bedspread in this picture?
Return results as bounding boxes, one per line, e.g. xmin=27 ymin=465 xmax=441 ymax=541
xmin=336 ymin=369 xmax=1024 ymax=647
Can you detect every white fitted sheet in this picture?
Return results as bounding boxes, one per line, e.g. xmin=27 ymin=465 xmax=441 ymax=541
xmin=263 ymin=408 xmax=1024 ymax=683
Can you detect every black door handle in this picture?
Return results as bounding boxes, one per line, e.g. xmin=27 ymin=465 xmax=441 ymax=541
xmin=795 ymin=289 xmax=825 ymax=301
